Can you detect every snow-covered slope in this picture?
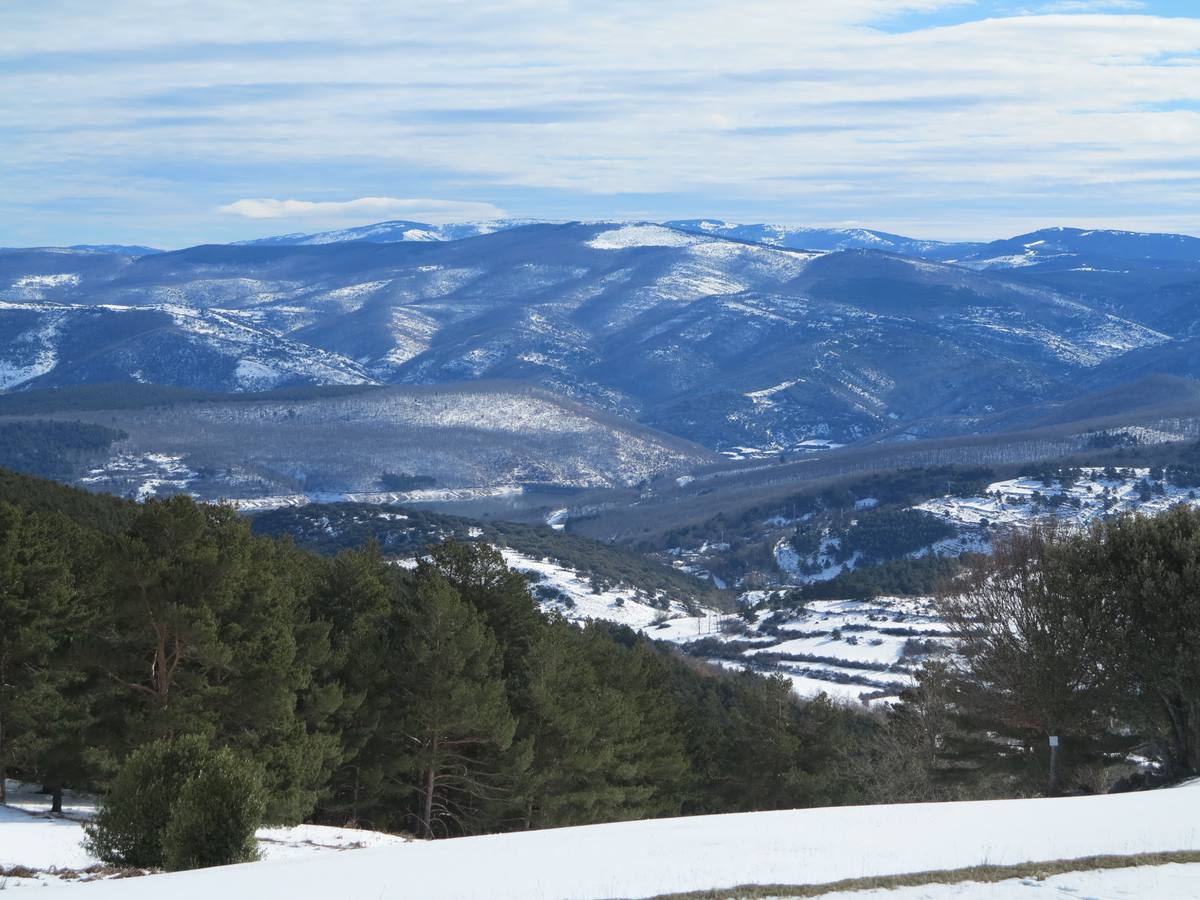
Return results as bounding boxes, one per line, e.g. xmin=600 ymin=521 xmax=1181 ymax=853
xmin=236 ymin=219 xmax=544 ymax=246
xmin=665 ymin=218 xmax=951 ymax=256
xmin=0 ymin=780 xmax=409 ymax=890
xmin=917 ymin=467 xmax=1200 ymax=530
xmin=14 ymin=780 xmax=1199 ymax=898
xmin=0 ymin=221 xmax=1184 ymax=452
xmin=48 ymin=383 xmax=714 ymax=501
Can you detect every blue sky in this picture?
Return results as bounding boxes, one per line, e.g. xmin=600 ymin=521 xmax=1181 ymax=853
xmin=3 ymin=0 xmax=1199 ymax=247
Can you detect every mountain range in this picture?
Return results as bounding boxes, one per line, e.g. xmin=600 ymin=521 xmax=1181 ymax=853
xmin=1 ymin=220 xmax=1198 ymax=456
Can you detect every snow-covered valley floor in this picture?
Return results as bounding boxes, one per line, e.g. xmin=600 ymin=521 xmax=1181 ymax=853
xmin=4 ymin=779 xmax=1198 ymax=898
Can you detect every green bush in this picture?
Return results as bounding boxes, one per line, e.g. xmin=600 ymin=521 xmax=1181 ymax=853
xmin=162 ymin=750 xmax=264 ymax=871
xmin=85 ymin=736 xmax=264 ymax=871
xmin=84 ymin=736 xmax=211 ymax=868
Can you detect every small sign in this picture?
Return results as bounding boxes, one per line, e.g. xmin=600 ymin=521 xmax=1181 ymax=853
xmin=1049 ymin=735 xmax=1060 ymax=748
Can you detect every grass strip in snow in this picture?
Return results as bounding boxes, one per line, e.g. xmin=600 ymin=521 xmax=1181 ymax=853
xmin=640 ymin=849 xmax=1200 ymax=899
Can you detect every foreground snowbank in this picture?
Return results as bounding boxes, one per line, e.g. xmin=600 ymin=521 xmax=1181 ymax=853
xmin=30 ymin=780 xmax=1200 ymax=899
xmin=0 ymin=780 xmax=408 ymax=890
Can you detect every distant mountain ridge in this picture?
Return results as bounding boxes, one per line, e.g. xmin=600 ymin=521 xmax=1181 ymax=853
xmin=234 ymin=218 xmax=547 ymax=246
xmin=3 ymin=219 xmax=1197 ymax=456
xmin=663 ymin=219 xmax=952 ymax=257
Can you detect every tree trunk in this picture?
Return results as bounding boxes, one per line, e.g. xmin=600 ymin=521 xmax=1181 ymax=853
xmin=422 ymin=765 xmax=436 ymax=839
xmin=421 ymin=737 xmax=438 ymax=840
xmin=1162 ymin=694 xmax=1192 ymax=778
xmin=1048 ymin=739 xmax=1061 ymax=796
xmin=0 ymin=764 xmax=6 ymax=805
xmin=51 ymin=785 xmax=63 ymax=815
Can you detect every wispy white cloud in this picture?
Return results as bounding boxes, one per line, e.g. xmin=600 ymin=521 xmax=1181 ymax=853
xmin=219 ymin=197 xmax=506 ymax=224
xmin=1029 ymin=1 xmax=1145 ymax=12
xmin=2 ymin=0 xmax=1199 ymax=244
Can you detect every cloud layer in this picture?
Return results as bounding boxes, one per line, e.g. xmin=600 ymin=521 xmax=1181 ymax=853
xmin=2 ymin=1 xmax=1199 ymax=245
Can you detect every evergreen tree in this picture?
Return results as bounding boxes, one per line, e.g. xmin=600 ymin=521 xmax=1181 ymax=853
xmin=722 ymin=675 xmax=850 ymax=810
xmin=523 ymin=619 xmax=687 ymax=828
xmin=94 ymin=496 xmax=334 ymax=822
xmin=0 ymin=504 xmax=83 ymax=804
xmin=392 ymin=565 xmax=516 ymax=838
xmin=426 ymin=541 xmax=542 ymax=697
xmin=308 ymin=543 xmax=394 ymax=824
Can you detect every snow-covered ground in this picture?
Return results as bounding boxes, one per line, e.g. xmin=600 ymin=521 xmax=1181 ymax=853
xmin=0 ymin=780 xmax=408 ymax=890
xmin=811 ymin=864 xmax=1200 ymax=899
xmin=10 ymin=779 xmax=1198 ymax=898
xmin=702 ymin=596 xmax=949 ymax=706
xmin=499 ymin=545 xmax=948 ymax=706
xmin=917 ymin=467 xmax=1200 ymax=530
xmin=500 ymin=548 xmax=706 ymax=630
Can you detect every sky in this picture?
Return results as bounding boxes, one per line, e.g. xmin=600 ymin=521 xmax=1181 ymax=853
xmin=3 ymin=0 xmax=1200 ymax=248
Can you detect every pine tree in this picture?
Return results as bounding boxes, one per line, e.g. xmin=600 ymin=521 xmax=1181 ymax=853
xmin=426 ymin=541 xmax=542 ymax=697
xmin=524 ymin=620 xmax=686 ymax=828
xmin=94 ymin=496 xmax=335 ymax=822
xmin=393 ymin=565 xmax=516 ymax=838
xmin=308 ymin=542 xmax=394 ymax=824
xmin=0 ymin=504 xmax=83 ymax=805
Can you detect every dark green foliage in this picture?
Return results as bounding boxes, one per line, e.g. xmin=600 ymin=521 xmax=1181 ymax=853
xmin=0 ymin=503 xmax=88 ymax=803
xmin=378 ymin=472 xmax=437 ymax=491
xmin=94 ymin=496 xmax=337 ymax=823
xmin=0 ymin=467 xmax=132 ymax=533
xmin=0 ymin=465 xmax=897 ymax=851
xmin=0 ymin=420 xmax=126 ymax=480
xmin=1095 ymin=507 xmax=1200 ymax=776
xmin=85 ymin=735 xmax=264 ymax=871
xmin=524 ymin=619 xmax=687 ymax=828
xmin=162 ymin=749 xmax=265 ymax=872
xmin=394 ymin=566 xmax=517 ymax=838
xmin=84 ymin=736 xmax=210 ymax=868
xmin=795 ymin=555 xmax=964 ymax=600
xmin=251 ymin=501 xmax=723 ymax=608
xmin=838 ymin=509 xmax=955 ymax=563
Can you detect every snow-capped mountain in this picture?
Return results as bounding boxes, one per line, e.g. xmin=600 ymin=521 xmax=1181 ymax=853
xmin=236 ymin=218 xmax=546 ymax=246
xmin=0 ymin=221 xmax=1196 ymax=453
xmin=943 ymin=226 xmax=1200 ymax=270
xmin=665 ymin=219 xmax=951 ymax=256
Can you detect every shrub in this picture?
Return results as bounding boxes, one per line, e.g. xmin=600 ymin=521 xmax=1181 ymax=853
xmin=85 ymin=736 xmax=265 ymax=872
xmin=162 ymin=750 xmax=264 ymax=871
xmin=84 ymin=736 xmax=211 ymax=868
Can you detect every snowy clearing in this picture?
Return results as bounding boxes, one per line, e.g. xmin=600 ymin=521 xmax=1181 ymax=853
xmin=917 ymin=467 xmax=1200 ymax=530
xmin=11 ymin=779 xmax=1198 ymax=898
xmin=0 ymin=780 xmax=408 ymax=890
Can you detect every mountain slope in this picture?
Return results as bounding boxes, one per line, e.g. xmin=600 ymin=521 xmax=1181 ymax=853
xmin=2 ymin=382 xmax=714 ymax=499
xmin=236 ymin=218 xmax=543 ymax=246
xmin=0 ymin=222 xmax=1190 ymax=451
xmin=665 ymin=218 xmax=951 ymax=256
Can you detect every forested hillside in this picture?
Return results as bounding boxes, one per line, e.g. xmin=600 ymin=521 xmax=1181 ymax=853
xmin=5 ymin=462 xmax=1200 ymax=880
xmin=0 ymin=467 xmax=859 ymax=852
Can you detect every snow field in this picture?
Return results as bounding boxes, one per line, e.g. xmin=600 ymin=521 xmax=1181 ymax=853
xmin=20 ymin=779 xmax=1200 ymax=899
xmin=918 ymin=468 xmax=1200 ymax=530
xmin=0 ymin=780 xmax=409 ymax=890
xmin=500 ymin=548 xmax=705 ymax=630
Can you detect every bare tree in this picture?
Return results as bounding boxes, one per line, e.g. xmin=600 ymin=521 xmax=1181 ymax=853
xmin=937 ymin=522 xmax=1115 ymax=795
